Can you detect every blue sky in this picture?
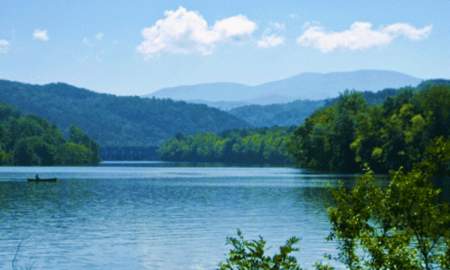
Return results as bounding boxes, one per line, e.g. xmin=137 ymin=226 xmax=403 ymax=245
xmin=0 ymin=0 xmax=449 ymax=95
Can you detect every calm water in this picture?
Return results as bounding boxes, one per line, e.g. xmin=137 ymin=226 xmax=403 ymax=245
xmin=0 ymin=162 xmax=356 ymax=270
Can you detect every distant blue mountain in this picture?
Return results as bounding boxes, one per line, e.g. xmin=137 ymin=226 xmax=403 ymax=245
xmin=148 ymin=70 xmax=421 ymax=104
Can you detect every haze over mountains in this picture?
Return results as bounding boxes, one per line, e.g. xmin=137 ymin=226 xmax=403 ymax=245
xmin=148 ymin=70 xmax=421 ymax=106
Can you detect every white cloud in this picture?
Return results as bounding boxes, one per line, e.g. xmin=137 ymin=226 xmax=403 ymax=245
xmin=257 ymin=21 xmax=285 ymax=49
xmin=257 ymin=34 xmax=284 ymax=48
xmin=213 ymin=15 xmax=256 ymax=39
xmin=383 ymin=23 xmax=432 ymax=40
xmin=0 ymin=40 xmax=10 ymax=54
xmin=137 ymin=6 xmax=257 ymax=56
xmin=33 ymin=29 xmax=49 ymax=42
xmin=297 ymin=22 xmax=432 ymax=52
xmin=95 ymin=32 xmax=104 ymax=41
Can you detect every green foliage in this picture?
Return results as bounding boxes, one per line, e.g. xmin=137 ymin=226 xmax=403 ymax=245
xmin=57 ymin=143 xmax=95 ymax=165
xmin=219 ymin=144 xmax=449 ymax=269
xmin=228 ymin=87 xmax=401 ymax=128
xmin=229 ymin=100 xmax=325 ymax=128
xmin=289 ymin=92 xmax=367 ymax=171
xmin=327 ymin=161 xmax=450 ymax=270
xmin=219 ymin=230 xmax=302 ymax=270
xmin=0 ymin=103 xmax=99 ymax=166
xmin=289 ymin=84 xmax=450 ymax=173
xmin=67 ymin=126 xmax=100 ymax=164
xmin=13 ymin=137 xmax=57 ymax=165
xmin=158 ymin=127 xmax=293 ymax=164
xmin=0 ymin=80 xmax=249 ymax=147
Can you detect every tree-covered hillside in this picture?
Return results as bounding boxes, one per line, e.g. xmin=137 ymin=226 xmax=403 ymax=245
xmin=289 ymin=83 xmax=450 ymax=173
xmin=158 ymin=127 xmax=293 ymax=164
xmin=229 ymin=88 xmax=400 ymax=127
xmin=158 ymin=80 xmax=449 ymax=167
xmin=0 ymin=80 xmax=250 ymax=147
xmin=229 ymin=100 xmax=325 ymax=127
xmin=0 ymin=103 xmax=99 ymax=165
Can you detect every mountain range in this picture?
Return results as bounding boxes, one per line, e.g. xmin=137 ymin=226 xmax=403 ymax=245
xmin=0 ymin=80 xmax=249 ymax=147
xmin=0 ymin=72 xmax=437 ymax=149
xmin=148 ymin=70 xmax=422 ymax=105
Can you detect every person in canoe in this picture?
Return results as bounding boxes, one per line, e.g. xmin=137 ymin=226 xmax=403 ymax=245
xmin=28 ymin=175 xmax=57 ymax=182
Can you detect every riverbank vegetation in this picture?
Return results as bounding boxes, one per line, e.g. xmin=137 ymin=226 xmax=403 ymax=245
xmin=219 ymin=230 xmax=302 ymax=270
xmin=158 ymin=82 xmax=449 ymax=169
xmin=325 ymin=143 xmax=450 ymax=270
xmin=220 ymin=139 xmax=450 ymax=269
xmin=0 ymin=103 xmax=99 ymax=165
xmin=158 ymin=127 xmax=293 ymax=164
xmin=289 ymin=83 xmax=450 ymax=173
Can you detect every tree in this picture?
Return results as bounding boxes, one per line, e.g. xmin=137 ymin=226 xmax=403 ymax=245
xmin=0 ymin=103 xmax=100 ymax=166
xmin=158 ymin=127 xmax=293 ymax=164
xmin=219 ymin=230 xmax=302 ymax=270
xmin=289 ymin=84 xmax=450 ymax=173
xmin=327 ymin=161 xmax=450 ymax=270
xmin=68 ymin=126 xmax=100 ymax=164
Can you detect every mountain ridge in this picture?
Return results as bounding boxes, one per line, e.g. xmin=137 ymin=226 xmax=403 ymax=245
xmin=0 ymin=79 xmax=250 ymax=147
xmin=148 ymin=69 xmax=422 ymax=104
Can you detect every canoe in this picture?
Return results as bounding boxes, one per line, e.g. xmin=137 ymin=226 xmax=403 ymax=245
xmin=27 ymin=178 xmax=58 ymax=182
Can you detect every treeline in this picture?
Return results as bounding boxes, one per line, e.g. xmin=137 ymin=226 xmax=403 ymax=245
xmin=0 ymin=103 xmax=99 ymax=166
xmin=229 ymin=99 xmax=325 ymax=127
xmin=289 ymin=83 xmax=450 ymax=172
xmin=228 ymin=87 xmax=401 ymax=128
xmin=158 ymin=127 xmax=293 ymax=164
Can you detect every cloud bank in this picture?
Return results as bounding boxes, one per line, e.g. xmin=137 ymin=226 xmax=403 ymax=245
xmin=137 ymin=6 xmax=257 ymax=56
xmin=297 ymin=22 xmax=432 ymax=52
xmin=33 ymin=29 xmax=49 ymax=42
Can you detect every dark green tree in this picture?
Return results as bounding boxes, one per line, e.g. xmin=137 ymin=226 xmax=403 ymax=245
xmin=327 ymin=154 xmax=450 ymax=269
xmin=159 ymin=127 xmax=293 ymax=164
xmin=219 ymin=230 xmax=302 ymax=270
xmin=0 ymin=103 xmax=99 ymax=166
xmin=289 ymin=85 xmax=450 ymax=173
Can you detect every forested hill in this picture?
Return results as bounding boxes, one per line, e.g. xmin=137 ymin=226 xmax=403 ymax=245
xmin=229 ymin=87 xmax=401 ymax=127
xmin=158 ymin=80 xmax=450 ymax=166
xmin=289 ymin=82 xmax=450 ymax=173
xmin=0 ymin=80 xmax=250 ymax=147
xmin=0 ymin=103 xmax=99 ymax=165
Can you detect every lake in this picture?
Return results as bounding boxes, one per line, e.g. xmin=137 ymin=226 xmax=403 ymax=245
xmin=0 ymin=162 xmax=356 ymax=270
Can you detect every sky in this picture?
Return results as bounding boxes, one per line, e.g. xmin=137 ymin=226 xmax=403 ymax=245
xmin=0 ymin=0 xmax=449 ymax=95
